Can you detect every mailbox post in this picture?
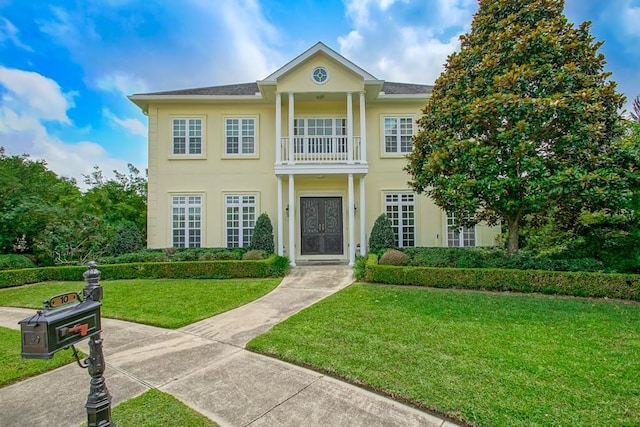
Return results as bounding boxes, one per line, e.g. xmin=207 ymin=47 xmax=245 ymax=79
xmin=82 ymin=261 xmax=113 ymax=427
xmin=19 ymin=261 xmax=114 ymax=426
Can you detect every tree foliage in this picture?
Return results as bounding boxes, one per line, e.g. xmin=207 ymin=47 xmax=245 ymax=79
xmin=406 ymin=0 xmax=636 ymax=255
xmin=632 ymin=95 xmax=640 ymax=123
xmin=0 ymin=148 xmax=80 ymax=254
xmin=0 ymin=148 xmax=148 ymax=265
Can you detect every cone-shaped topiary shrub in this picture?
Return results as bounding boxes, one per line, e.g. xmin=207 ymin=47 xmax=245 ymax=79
xmin=368 ymin=213 xmax=397 ymax=253
xmin=250 ymin=212 xmax=274 ymax=254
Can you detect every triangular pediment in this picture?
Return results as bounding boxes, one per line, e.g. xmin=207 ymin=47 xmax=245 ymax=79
xmin=261 ymin=42 xmax=380 ymax=84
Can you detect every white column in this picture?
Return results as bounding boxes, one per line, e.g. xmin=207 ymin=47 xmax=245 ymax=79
xmin=288 ymin=174 xmax=296 ymax=266
xmin=275 ymin=92 xmax=282 ymax=165
xmin=347 ymin=92 xmax=353 ymax=163
xmin=288 ymin=92 xmax=295 ymax=163
xmin=348 ymin=173 xmax=355 ymax=266
xmin=359 ymin=175 xmax=366 ymax=256
xmin=277 ymin=176 xmax=283 ymax=256
xmin=359 ymin=91 xmax=366 ymax=163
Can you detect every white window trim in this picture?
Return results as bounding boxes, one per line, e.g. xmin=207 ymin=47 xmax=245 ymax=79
xmin=446 ymin=212 xmax=477 ymax=247
xmin=170 ymin=193 xmax=204 ymax=248
xmin=383 ymin=191 xmax=416 ymax=248
xmin=169 ymin=116 xmax=206 ymax=159
xmin=223 ymin=116 xmax=259 ymax=159
xmin=223 ymin=192 xmax=259 ymax=248
xmin=381 ymin=115 xmax=415 ymax=157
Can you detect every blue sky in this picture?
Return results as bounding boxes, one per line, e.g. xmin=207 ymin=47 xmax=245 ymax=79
xmin=1 ymin=0 xmax=638 ymax=186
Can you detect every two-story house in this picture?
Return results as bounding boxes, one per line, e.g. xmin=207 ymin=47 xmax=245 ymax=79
xmin=129 ymin=42 xmax=499 ymax=266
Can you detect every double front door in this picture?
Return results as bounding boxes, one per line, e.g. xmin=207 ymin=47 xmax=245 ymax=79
xmin=300 ymin=197 xmax=343 ymax=255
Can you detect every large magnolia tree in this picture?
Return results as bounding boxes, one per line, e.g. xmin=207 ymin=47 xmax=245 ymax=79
xmin=406 ymin=0 xmax=637 ymax=255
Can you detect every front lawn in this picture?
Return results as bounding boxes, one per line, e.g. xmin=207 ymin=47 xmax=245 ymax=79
xmin=0 ymin=278 xmax=281 ymax=329
xmin=108 ymin=389 xmax=217 ymax=427
xmin=247 ymin=284 xmax=640 ymax=426
xmin=0 ymin=326 xmax=82 ymax=388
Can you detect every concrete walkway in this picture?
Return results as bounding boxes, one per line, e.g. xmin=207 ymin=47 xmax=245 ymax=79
xmin=0 ymin=266 xmax=459 ymax=427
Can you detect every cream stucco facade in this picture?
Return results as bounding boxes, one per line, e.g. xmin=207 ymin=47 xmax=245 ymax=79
xmin=130 ymin=42 xmax=499 ymax=266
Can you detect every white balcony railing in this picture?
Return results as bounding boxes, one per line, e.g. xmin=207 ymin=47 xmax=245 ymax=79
xmin=281 ymin=136 xmax=362 ymax=163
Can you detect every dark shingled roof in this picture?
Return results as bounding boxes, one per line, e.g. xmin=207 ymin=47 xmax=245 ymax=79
xmin=135 ymin=81 xmax=431 ymax=97
xmin=381 ymin=82 xmax=432 ymax=95
xmin=140 ymin=82 xmax=259 ymax=96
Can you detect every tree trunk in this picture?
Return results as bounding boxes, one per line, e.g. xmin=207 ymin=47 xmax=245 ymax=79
xmin=506 ymin=216 xmax=520 ymax=257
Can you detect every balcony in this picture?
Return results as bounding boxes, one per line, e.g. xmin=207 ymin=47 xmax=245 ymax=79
xmin=275 ymin=136 xmax=367 ymax=175
xmin=279 ymin=136 xmax=363 ymax=163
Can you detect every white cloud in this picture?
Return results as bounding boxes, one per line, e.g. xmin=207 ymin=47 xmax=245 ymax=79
xmin=103 ymin=108 xmax=147 ymax=136
xmin=0 ymin=68 xmax=136 ymax=186
xmin=0 ymin=66 xmax=73 ymax=123
xmin=96 ymin=72 xmax=149 ymax=96
xmin=339 ymin=0 xmax=475 ymax=83
xmin=0 ymin=17 xmax=33 ymax=51
xmin=623 ymin=5 xmax=640 ymax=37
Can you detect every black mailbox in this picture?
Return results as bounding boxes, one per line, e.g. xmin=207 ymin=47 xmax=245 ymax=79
xmin=19 ymin=296 xmax=101 ymax=359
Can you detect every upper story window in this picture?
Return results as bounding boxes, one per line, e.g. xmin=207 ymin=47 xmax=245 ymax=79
xmin=311 ymin=66 xmax=329 ymax=84
xmin=226 ymin=118 xmax=256 ymax=155
xmin=447 ymin=213 xmax=476 ymax=247
xmin=173 ymin=118 xmax=202 ymax=155
xmin=384 ymin=117 xmax=414 ymax=154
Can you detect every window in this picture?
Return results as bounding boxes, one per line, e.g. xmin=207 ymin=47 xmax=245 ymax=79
xmin=226 ymin=118 xmax=256 ymax=155
xmin=384 ymin=193 xmax=415 ymax=248
xmin=447 ymin=213 xmax=476 ymax=247
xmin=384 ymin=117 xmax=414 ymax=153
xmin=172 ymin=118 xmax=202 ymax=155
xmin=294 ymin=118 xmax=347 ymax=153
xmin=225 ymin=194 xmax=257 ymax=248
xmin=311 ymin=66 xmax=329 ymax=84
xmin=172 ymin=195 xmax=202 ymax=248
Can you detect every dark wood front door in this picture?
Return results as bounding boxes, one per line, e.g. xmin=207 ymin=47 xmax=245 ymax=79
xmin=300 ymin=197 xmax=343 ymax=255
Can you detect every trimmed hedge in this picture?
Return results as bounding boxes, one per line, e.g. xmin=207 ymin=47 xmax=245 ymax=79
xmin=0 ymin=255 xmax=290 ymax=289
xmin=364 ymin=254 xmax=640 ymax=301
xmin=0 ymin=254 xmax=36 ymax=271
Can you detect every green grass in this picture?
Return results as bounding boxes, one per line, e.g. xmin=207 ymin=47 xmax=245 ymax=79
xmin=0 ymin=326 xmax=83 ymax=388
xmin=80 ymin=388 xmax=217 ymax=427
xmin=0 ymin=278 xmax=281 ymax=329
xmin=248 ymin=284 xmax=640 ymax=427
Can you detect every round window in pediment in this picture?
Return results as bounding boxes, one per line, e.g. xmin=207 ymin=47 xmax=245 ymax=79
xmin=311 ymin=66 xmax=329 ymax=84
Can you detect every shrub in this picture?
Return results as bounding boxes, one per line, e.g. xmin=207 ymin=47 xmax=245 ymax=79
xmin=171 ymin=248 xmax=241 ymax=262
xmin=379 ymin=249 xmax=410 ymax=266
xmin=110 ymin=222 xmax=144 ymax=256
xmin=99 ymin=250 xmax=167 ymax=265
xmin=0 ymin=255 xmax=291 ymax=288
xmin=369 ymin=214 xmax=397 ymax=254
xmin=353 ymin=255 xmax=367 ymax=280
xmin=362 ymin=255 xmax=640 ymax=301
xmin=243 ymin=250 xmax=266 ymax=260
xmin=250 ymin=213 xmax=275 ymax=254
xmin=0 ymin=254 xmax=35 ymax=270
xmin=403 ymin=247 xmax=611 ymax=273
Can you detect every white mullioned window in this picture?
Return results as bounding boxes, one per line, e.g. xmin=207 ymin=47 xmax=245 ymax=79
xmin=384 ymin=116 xmax=414 ymax=153
xmin=171 ymin=195 xmax=202 ymax=248
xmin=225 ymin=118 xmax=256 ymax=155
xmin=225 ymin=194 xmax=257 ymax=248
xmin=172 ymin=118 xmax=202 ymax=155
xmin=384 ymin=193 xmax=416 ymax=248
xmin=447 ymin=213 xmax=476 ymax=247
